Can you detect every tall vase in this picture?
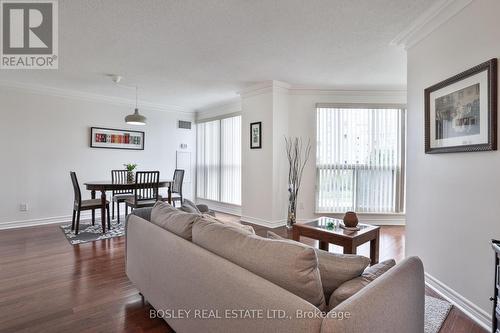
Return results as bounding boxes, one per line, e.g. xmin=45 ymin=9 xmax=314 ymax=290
xmin=127 ymin=171 xmax=134 ymax=183
xmin=287 ymin=188 xmax=297 ymax=229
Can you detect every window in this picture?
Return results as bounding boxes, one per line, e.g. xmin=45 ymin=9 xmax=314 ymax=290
xmin=197 ymin=115 xmax=241 ymax=205
xmin=316 ymin=106 xmax=405 ymax=213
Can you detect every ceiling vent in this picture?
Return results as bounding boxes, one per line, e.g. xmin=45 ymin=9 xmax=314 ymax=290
xmin=178 ymin=120 xmax=192 ymax=130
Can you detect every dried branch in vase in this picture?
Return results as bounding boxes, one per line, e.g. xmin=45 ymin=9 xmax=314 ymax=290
xmin=285 ymin=137 xmax=312 ymax=228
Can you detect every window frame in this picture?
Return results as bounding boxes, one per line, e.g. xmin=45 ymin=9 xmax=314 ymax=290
xmin=196 ymin=113 xmax=242 ymax=206
xmin=315 ymin=103 xmax=407 ymax=215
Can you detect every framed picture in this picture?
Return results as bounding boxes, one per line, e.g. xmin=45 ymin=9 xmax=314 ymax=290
xmin=425 ymin=58 xmax=497 ymax=153
xmin=250 ymin=122 xmax=262 ymax=149
xmin=90 ymin=127 xmax=145 ymax=150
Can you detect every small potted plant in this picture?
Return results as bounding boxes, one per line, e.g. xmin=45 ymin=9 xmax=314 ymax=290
xmin=124 ymin=163 xmax=137 ymax=183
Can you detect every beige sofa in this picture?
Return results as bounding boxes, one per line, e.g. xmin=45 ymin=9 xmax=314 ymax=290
xmin=126 ymin=208 xmax=424 ymax=333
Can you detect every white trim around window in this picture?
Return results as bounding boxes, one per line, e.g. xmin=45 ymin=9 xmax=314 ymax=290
xmin=315 ymin=104 xmax=406 ymax=214
xmin=196 ymin=114 xmax=242 ymax=207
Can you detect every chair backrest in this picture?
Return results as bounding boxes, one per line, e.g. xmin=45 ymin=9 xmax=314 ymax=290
xmin=134 ymin=171 xmax=160 ymax=202
xmin=70 ymin=171 xmax=82 ymax=207
xmin=172 ymin=169 xmax=185 ymax=194
xmin=111 ymin=170 xmax=133 ymax=195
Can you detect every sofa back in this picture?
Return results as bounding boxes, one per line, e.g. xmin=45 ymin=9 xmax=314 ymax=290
xmin=192 ymin=218 xmax=326 ymax=310
xmin=126 ymin=215 xmax=324 ymax=333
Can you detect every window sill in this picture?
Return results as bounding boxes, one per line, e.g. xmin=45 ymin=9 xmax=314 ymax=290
xmin=196 ymin=198 xmax=242 ymax=216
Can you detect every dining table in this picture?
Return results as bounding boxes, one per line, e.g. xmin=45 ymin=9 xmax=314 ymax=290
xmin=84 ymin=179 xmax=173 ymax=233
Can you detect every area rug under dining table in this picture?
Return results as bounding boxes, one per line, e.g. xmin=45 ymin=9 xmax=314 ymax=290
xmin=60 ymin=221 xmax=126 ymax=245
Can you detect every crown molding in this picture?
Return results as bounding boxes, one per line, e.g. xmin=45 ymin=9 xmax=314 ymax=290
xmin=0 ymin=80 xmax=194 ymax=114
xmin=238 ymin=80 xmax=291 ymax=98
xmin=289 ymin=87 xmax=406 ymax=96
xmin=390 ymin=0 xmax=473 ymax=50
xmin=196 ymin=97 xmax=242 ymax=121
xmin=196 ymin=96 xmax=241 ymax=113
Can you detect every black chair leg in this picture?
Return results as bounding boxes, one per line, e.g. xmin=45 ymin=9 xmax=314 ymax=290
xmin=112 ymin=201 xmax=115 ymax=220
xmin=117 ymin=202 xmax=121 ymax=224
xmin=92 ymin=209 xmax=95 ymax=226
xmin=107 ymin=205 xmax=111 ymax=230
xmin=71 ymin=210 xmax=76 ymax=230
xmin=75 ymin=210 xmax=81 ymax=235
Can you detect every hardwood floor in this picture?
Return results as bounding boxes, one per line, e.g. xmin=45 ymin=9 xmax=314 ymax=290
xmin=0 ymin=213 xmax=487 ymax=333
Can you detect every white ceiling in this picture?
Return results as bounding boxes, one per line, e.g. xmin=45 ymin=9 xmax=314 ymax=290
xmin=1 ymin=0 xmax=436 ymax=111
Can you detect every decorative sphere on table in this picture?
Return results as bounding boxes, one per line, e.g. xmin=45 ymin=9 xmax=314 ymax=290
xmin=343 ymin=211 xmax=358 ymax=227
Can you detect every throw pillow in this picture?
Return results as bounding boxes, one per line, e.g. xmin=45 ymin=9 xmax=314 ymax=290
xmin=267 ymin=231 xmax=371 ymax=300
xmin=194 ymin=220 xmax=326 ymax=311
xmin=179 ymin=199 xmax=201 ymax=214
xmin=151 ymin=201 xmax=200 ymax=241
xmin=328 ymin=259 xmax=396 ymax=309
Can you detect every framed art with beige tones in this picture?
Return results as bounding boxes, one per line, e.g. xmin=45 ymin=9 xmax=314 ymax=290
xmin=424 ymin=58 xmax=497 ymax=154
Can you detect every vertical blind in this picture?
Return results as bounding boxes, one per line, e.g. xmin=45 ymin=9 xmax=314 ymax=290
xmin=316 ymin=106 xmax=405 ymax=213
xmin=197 ymin=115 xmax=241 ymax=205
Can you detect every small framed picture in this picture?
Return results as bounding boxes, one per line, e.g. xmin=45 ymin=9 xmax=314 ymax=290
xmin=90 ymin=127 xmax=145 ymax=150
xmin=250 ymin=122 xmax=262 ymax=149
xmin=425 ymin=58 xmax=497 ymax=153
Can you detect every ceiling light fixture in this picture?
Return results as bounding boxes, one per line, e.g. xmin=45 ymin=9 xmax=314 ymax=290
xmin=125 ymin=86 xmax=146 ymax=126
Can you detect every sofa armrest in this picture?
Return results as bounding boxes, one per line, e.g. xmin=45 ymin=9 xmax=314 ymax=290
xmin=321 ymin=256 xmax=424 ymax=333
xmin=125 ymin=207 xmax=152 ymax=223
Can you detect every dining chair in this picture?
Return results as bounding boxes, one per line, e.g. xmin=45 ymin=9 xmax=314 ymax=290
xmin=111 ymin=170 xmax=134 ymax=224
xmin=125 ymin=171 xmax=161 ymax=214
xmin=70 ymin=172 xmax=110 ymax=235
xmin=162 ymin=169 xmax=184 ymax=207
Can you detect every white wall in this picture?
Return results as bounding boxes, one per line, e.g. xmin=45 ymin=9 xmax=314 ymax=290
xmin=287 ymin=91 xmax=406 ymax=222
xmin=237 ymin=82 xmax=406 ymax=227
xmin=406 ymin=0 xmax=500 ymax=322
xmin=241 ymin=89 xmax=276 ymax=224
xmin=0 ymin=87 xmax=196 ymax=228
xmin=197 ymin=87 xmax=406 ymax=226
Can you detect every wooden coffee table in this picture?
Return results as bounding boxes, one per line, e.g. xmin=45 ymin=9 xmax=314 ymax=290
xmin=292 ymin=217 xmax=380 ymax=264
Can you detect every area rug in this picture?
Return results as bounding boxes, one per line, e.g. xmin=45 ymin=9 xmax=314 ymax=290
xmin=425 ymin=295 xmax=452 ymax=333
xmin=60 ymin=221 xmax=125 ymax=245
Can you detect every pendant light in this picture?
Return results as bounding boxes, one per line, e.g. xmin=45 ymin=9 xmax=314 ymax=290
xmin=125 ymin=86 xmax=146 ymax=125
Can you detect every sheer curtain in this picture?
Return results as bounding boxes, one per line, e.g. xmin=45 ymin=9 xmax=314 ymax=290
xmin=221 ymin=117 xmax=241 ymax=205
xmin=196 ymin=120 xmax=220 ymax=201
xmin=316 ymin=106 xmax=405 ymax=213
xmin=196 ymin=115 xmax=241 ymax=205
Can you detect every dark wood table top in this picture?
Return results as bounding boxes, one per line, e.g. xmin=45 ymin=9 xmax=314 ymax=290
xmin=84 ymin=180 xmax=173 ymax=191
xmin=293 ymin=216 xmax=379 ymax=239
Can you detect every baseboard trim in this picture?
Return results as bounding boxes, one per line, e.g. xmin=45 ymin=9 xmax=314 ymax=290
xmin=425 ymin=272 xmax=491 ymax=331
xmin=240 ymin=215 xmax=286 ymax=229
xmin=0 ymin=212 xmax=92 ymax=230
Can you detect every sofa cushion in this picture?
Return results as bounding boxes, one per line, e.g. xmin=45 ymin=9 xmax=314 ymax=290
xmin=151 ymin=201 xmax=200 ymax=241
xmin=328 ymin=259 xmax=396 ymax=309
xmin=194 ymin=220 xmax=326 ymax=310
xmin=267 ymin=231 xmax=370 ymax=299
